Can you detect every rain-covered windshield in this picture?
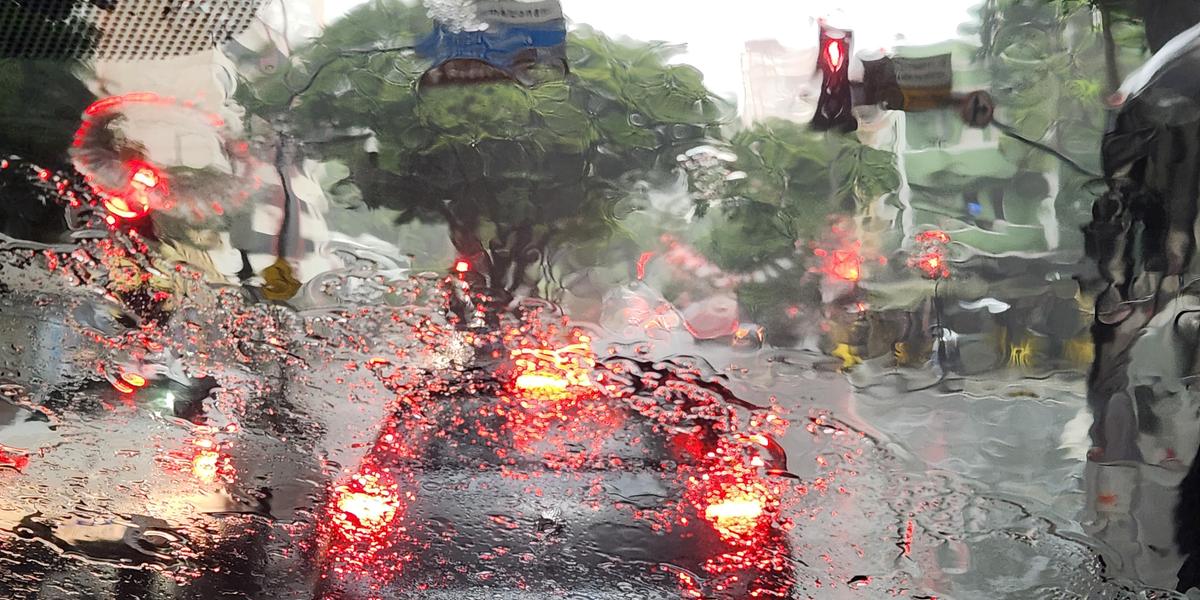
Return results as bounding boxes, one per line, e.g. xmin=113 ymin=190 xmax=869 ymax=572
xmin=3 ymin=0 xmax=1200 ymax=598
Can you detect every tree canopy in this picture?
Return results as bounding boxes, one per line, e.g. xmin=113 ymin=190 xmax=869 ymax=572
xmin=238 ymin=0 xmax=732 ymax=293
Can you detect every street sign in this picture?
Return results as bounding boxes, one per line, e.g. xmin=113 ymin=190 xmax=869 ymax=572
xmin=862 ymin=53 xmax=954 ymax=112
xmin=475 ymin=0 xmax=564 ymax=25
xmin=893 ymin=54 xmax=954 ymax=111
xmin=418 ymin=0 xmax=567 ymax=87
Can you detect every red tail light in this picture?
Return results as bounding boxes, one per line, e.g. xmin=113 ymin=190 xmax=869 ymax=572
xmin=911 ymin=230 xmax=952 ymax=280
xmin=320 ymin=466 xmax=412 ymax=582
xmin=915 ymin=229 xmax=951 ymax=245
xmin=830 ymin=249 xmax=861 ymax=282
xmin=337 ymin=490 xmax=399 ymax=530
xmin=508 ymin=341 xmax=597 ymax=402
xmin=191 ymin=449 xmax=221 ymax=483
xmin=331 ymin=471 xmax=400 ymax=533
xmin=188 ymin=438 xmax=234 ymax=484
xmin=103 ymin=195 xmax=148 ymax=220
xmin=702 ymin=479 xmax=772 ymax=540
xmin=513 ymin=372 xmax=571 ymax=398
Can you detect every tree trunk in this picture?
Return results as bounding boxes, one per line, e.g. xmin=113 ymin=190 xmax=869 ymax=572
xmin=1100 ymin=5 xmax=1121 ymax=96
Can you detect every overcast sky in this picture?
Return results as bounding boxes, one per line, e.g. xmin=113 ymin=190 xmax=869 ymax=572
xmin=322 ymin=0 xmax=979 ymax=101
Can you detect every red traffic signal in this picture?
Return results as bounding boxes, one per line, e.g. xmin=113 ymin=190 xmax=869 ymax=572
xmin=813 ymin=24 xmax=856 ymax=133
xmin=821 ymin=34 xmax=847 ymax=72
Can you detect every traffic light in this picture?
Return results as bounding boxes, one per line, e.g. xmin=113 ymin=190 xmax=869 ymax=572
xmin=812 ymin=24 xmax=856 ymax=133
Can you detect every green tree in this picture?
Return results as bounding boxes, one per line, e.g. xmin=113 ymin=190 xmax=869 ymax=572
xmin=691 ymin=117 xmax=897 ymax=345
xmin=981 ymin=0 xmax=1145 ymax=237
xmin=697 ymin=118 xmax=896 ymax=271
xmin=238 ymin=0 xmax=730 ymax=295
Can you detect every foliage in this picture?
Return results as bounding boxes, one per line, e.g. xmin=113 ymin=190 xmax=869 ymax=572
xmin=238 ymin=0 xmax=732 ymax=291
xmin=698 ymin=119 xmax=897 ymax=272
xmin=984 ymin=0 xmax=1142 ymax=173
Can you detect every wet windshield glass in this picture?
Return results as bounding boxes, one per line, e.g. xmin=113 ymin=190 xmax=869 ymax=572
xmin=0 ymin=0 xmax=1197 ymax=598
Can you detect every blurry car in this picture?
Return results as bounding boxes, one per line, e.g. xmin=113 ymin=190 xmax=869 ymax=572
xmin=0 ymin=297 xmax=296 ymax=600
xmin=309 ymin=346 xmax=797 ymax=600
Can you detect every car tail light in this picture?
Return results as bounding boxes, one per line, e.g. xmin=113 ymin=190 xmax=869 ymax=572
xmin=337 ymin=491 xmax=398 ymax=530
xmin=508 ymin=341 xmax=597 ymax=401
xmin=331 ymin=471 xmax=400 ymax=533
xmin=130 ymin=164 xmax=160 ymax=189
xmin=513 ymin=371 xmax=570 ymax=397
xmin=187 ymin=437 xmax=234 ymax=484
xmin=702 ymin=478 xmax=772 ymax=540
xmin=191 ymin=449 xmax=221 ymax=483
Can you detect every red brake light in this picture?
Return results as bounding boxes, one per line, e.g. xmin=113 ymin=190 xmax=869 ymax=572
xmin=509 ymin=341 xmax=597 ymax=402
xmin=830 ymin=249 xmax=861 ymax=282
xmin=131 ymin=165 xmax=159 ymax=189
xmin=331 ymin=471 xmax=401 ymax=533
xmin=703 ymin=479 xmax=772 ymax=539
xmin=192 ymin=450 xmax=220 ymax=483
xmin=514 ymin=372 xmax=570 ymax=398
xmin=187 ymin=437 xmax=234 ymax=484
xmin=337 ymin=491 xmax=399 ymax=530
